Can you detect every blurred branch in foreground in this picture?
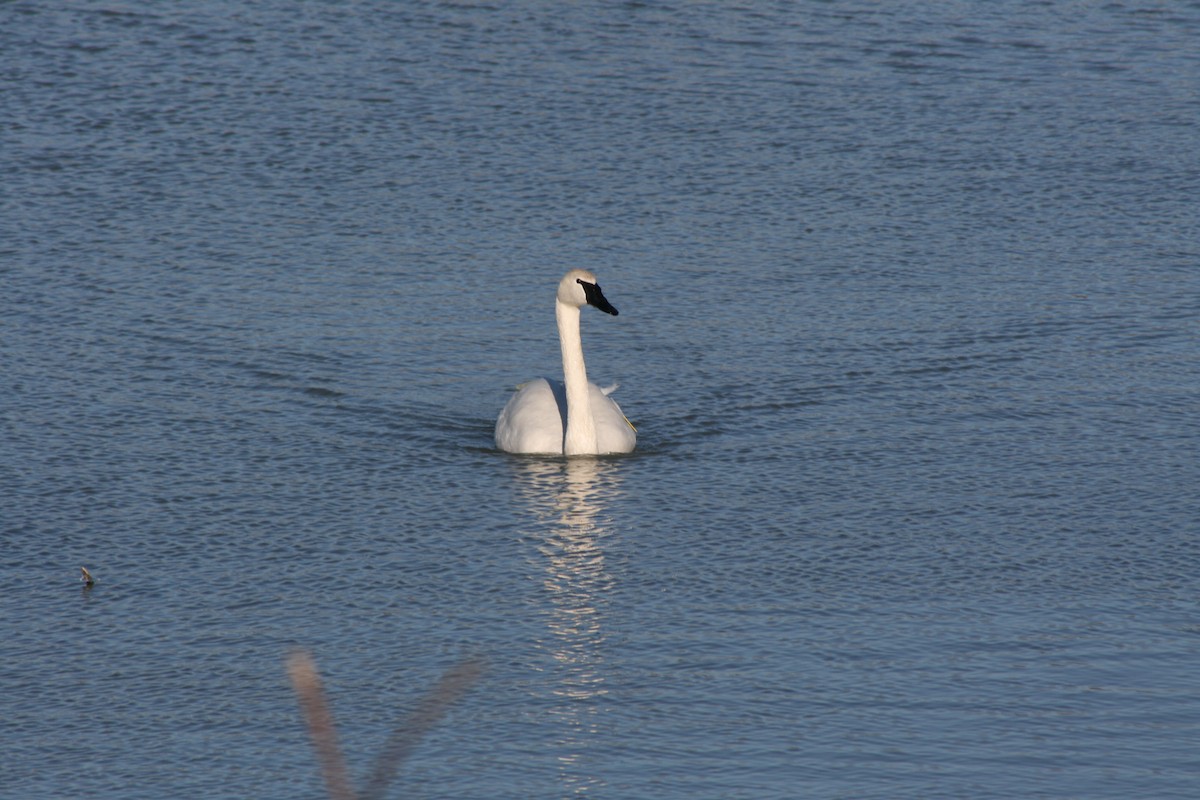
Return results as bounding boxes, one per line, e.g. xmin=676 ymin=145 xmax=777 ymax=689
xmin=287 ymin=650 xmax=357 ymax=800
xmin=287 ymin=649 xmax=484 ymax=800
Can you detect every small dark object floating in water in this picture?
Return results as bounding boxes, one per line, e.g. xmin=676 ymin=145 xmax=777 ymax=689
xmin=80 ymin=566 xmax=95 ymax=587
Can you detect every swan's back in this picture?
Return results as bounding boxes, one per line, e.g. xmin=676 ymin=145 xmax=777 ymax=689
xmin=495 ymin=378 xmax=635 ymax=455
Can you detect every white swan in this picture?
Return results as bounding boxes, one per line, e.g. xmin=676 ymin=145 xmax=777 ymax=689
xmin=496 ymin=270 xmax=636 ymax=456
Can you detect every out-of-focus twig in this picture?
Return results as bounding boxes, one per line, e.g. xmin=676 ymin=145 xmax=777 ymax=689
xmin=360 ymin=657 xmax=484 ymax=800
xmin=287 ymin=650 xmax=484 ymax=800
xmin=287 ymin=650 xmax=357 ymax=800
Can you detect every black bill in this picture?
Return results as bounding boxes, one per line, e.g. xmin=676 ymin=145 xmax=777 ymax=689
xmin=577 ymin=279 xmax=619 ymax=316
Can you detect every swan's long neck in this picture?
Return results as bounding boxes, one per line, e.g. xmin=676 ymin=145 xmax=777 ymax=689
xmin=557 ymin=299 xmax=597 ymax=455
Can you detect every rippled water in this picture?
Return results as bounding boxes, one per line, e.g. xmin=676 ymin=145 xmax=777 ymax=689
xmin=3 ymin=1 xmax=1199 ymax=798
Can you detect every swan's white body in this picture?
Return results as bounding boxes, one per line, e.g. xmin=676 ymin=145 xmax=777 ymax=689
xmin=496 ymin=270 xmax=636 ymax=456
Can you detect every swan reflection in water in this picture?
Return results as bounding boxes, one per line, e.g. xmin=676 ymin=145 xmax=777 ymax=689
xmin=512 ymin=456 xmax=625 ymax=795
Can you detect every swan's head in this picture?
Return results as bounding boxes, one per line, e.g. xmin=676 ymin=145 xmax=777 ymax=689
xmin=558 ymin=269 xmax=619 ymax=316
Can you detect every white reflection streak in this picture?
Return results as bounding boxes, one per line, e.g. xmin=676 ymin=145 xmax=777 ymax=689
xmin=514 ymin=457 xmax=623 ymax=796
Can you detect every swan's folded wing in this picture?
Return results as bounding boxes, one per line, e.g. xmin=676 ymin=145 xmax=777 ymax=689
xmin=589 ymin=383 xmax=637 ymax=452
xmin=495 ymin=378 xmax=567 ymax=454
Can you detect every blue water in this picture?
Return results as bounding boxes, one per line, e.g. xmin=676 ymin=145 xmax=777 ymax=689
xmin=3 ymin=1 xmax=1199 ymax=798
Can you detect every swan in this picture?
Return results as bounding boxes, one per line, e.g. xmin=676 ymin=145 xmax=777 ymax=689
xmin=495 ymin=269 xmax=636 ymax=456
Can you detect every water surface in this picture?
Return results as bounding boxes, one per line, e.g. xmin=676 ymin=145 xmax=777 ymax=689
xmin=3 ymin=1 xmax=1199 ymax=798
